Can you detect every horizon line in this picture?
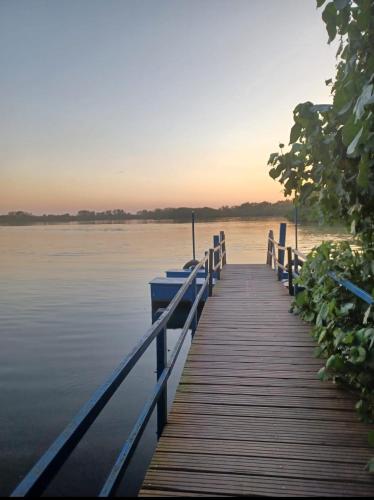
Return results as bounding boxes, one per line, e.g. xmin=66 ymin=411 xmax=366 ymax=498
xmin=1 ymin=199 xmax=291 ymax=217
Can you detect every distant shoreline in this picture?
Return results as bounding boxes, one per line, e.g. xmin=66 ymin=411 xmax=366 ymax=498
xmin=0 ymin=215 xmax=292 ymax=226
xmin=0 ymin=201 xmax=294 ymax=225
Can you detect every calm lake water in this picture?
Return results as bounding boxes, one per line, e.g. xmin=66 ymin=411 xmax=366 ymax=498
xmin=0 ymin=218 xmax=348 ymax=496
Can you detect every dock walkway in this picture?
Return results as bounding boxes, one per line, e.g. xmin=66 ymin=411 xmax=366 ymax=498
xmin=140 ymin=264 xmax=374 ymax=497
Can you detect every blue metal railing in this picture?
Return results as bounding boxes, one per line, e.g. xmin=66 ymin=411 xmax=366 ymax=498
xmin=267 ymin=224 xmax=373 ymax=305
xmin=327 ymin=271 xmax=374 ymax=305
xmin=12 ymin=232 xmax=227 ymax=497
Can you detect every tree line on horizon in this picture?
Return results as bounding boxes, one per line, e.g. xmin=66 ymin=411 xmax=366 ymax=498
xmin=0 ymin=200 xmax=295 ymax=224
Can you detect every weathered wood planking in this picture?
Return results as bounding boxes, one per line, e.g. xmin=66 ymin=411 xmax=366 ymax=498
xmin=139 ymin=264 xmax=374 ymax=497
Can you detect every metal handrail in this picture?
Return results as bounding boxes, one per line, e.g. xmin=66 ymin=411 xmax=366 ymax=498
xmin=12 ymin=242 xmax=221 ymax=497
xmin=268 ymin=238 xmax=286 ymax=251
xmin=293 ymin=248 xmax=307 ymax=261
xmin=99 ymin=275 xmax=210 ymax=496
xmin=266 ymin=227 xmax=373 ymax=307
xmin=287 ymin=248 xmax=372 ymax=305
xmin=328 ymin=272 xmax=373 ymax=305
xmin=267 ymin=232 xmax=285 ymax=274
xmin=277 ymin=261 xmax=287 ymax=271
xmin=267 ymin=225 xmax=374 ymax=306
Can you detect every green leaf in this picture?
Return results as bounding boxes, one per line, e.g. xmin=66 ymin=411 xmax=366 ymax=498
xmin=346 ymin=126 xmax=363 ymax=156
xmin=342 ymin=115 xmax=362 ymax=147
xmin=295 ymin=290 xmax=308 ymax=307
xmin=317 ymin=0 xmax=327 ymax=7
xmin=290 ymin=123 xmax=302 ymax=144
xmin=363 ymin=306 xmax=371 ymax=325
xmin=327 ymin=354 xmax=345 ymax=370
xmin=317 ymin=366 xmax=329 ymax=381
xmin=304 ymin=311 xmax=315 ymax=322
xmin=319 ymin=329 xmax=327 ymax=343
xmin=354 ymin=84 xmax=373 ymax=120
xmin=365 ymin=458 xmax=374 ymax=474
xmin=357 ymin=155 xmax=370 ymax=189
xmin=316 ymin=302 xmax=329 ymax=326
xmin=311 ymin=104 xmax=332 ymax=113
xmin=337 ymin=98 xmax=353 ymax=116
xmin=368 ymin=431 xmax=374 ymax=448
xmin=268 ymin=152 xmax=278 ymax=165
xmin=322 ymin=3 xmax=338 ymax=42
xmin=334 ymin=0 xmax=349 ymax=9
xmin=342 ymin=332 xmax=354 ymax=345
xmin=340 ymin=302 xmax=355 ymax=315
xmin=350 ymin=346 xmax=366 ymax=364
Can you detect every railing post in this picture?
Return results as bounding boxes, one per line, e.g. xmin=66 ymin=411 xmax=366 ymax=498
xmin=287 ymin=246 xmax=294 ymax=296
xmin=220 ymin=230 xmax=226 ymax=266
xmin=213 ymin=234 xmax=220 ymax=280
xmin=208 ymin=248 xmax=214 ymax=296
xmin=294 ymin=250 xmax=299 ymax=296
xmin=266 ymin=230 xmax=271 ymax=265
xmin=277 ymin=223 xmax=287 ymax=281
xmin=268 ymin=229 xmax=274 ymax=268
xmin=154 ymin=308 xmax=167 ymax=439
xmin=191 ymin=273 xmax=198 ymax=336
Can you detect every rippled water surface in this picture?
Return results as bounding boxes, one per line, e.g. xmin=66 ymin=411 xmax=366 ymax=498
xmin=0 ymin=219 xmax=347 ymax=496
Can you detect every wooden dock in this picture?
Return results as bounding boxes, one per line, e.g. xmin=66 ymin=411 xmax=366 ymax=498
xmin=140 ymin=264 xmax=374 ymax=497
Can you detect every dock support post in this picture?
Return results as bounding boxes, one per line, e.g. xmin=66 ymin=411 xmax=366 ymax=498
xmin=287 ymin=246 xmax=294 ymax=296
xmin=208 ymin=248 xmax=214 ymax=296
xmin=220 ymin=231 xmax=226 ymax=266
xmin=213 ymin=235 xmax=220 ymax=280
xmin=278 ymin=223 xmax=287 ymax=281
xmin=154 ymin=308 xmax=167 ymax=438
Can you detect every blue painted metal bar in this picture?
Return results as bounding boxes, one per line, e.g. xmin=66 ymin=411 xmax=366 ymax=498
xmin=266 ymin=226 xmax=372 ymax=306
xmin=328 ymin=272 xmax=374 ymax=305
xmin=192 ymin=211 xmax=196 ymax=261
xmin=99 ymin=275 xmax=210 ymax=497
xmin=98 ymin=368 xmax=169 ymax=498
xmin=191 ymin=274 xmax=198 ymax=335
xmin=155 ymin=308 xmax=167 ymax=438
xmin=213 ymin=235 xmax=220 ymax=280
xmin=166 ymin=269 xmax=206 ymax=278
xmin=289 ymin=252 xmax=372 ymax=305
xmin=208 ymin=248 xmax=214 ymax=297
xmin=277 ymin=223 xmax=287 ymax=281
xmin=12 ymin=253 xmax=209 ymax=498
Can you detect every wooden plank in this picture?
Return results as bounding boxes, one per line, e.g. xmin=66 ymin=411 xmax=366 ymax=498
xmin=140 ymin=470 xmax=374 ymax=497
xmin=171 ymin=402 xmax=359 ymax=423
xmin=155 ymin=437 xmax=373 ymax=464
xmin=140 ymin=264 xmax=374 ymax=497
xmin=174 ymin=391 xmax=356 ymax=411
xmin=178 ymin=383 xmax=349 ymax=399
xmin=180 ymin=375 xmax=334 ymax=389
xmin=149 ymin=452 xmax=373 ymax=484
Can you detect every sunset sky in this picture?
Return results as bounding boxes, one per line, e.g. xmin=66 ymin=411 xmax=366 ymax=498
xmin=0 ymin=0 xmax=336 ymax=214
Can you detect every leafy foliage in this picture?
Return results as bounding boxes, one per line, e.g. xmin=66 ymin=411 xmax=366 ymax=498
xmin=293 ymin=241 xmax=374 ymax=422
xmin=268 ymin=0 xmax=374 ymax=247
xmin=267 ymin=0 xmax=374 ymax=463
